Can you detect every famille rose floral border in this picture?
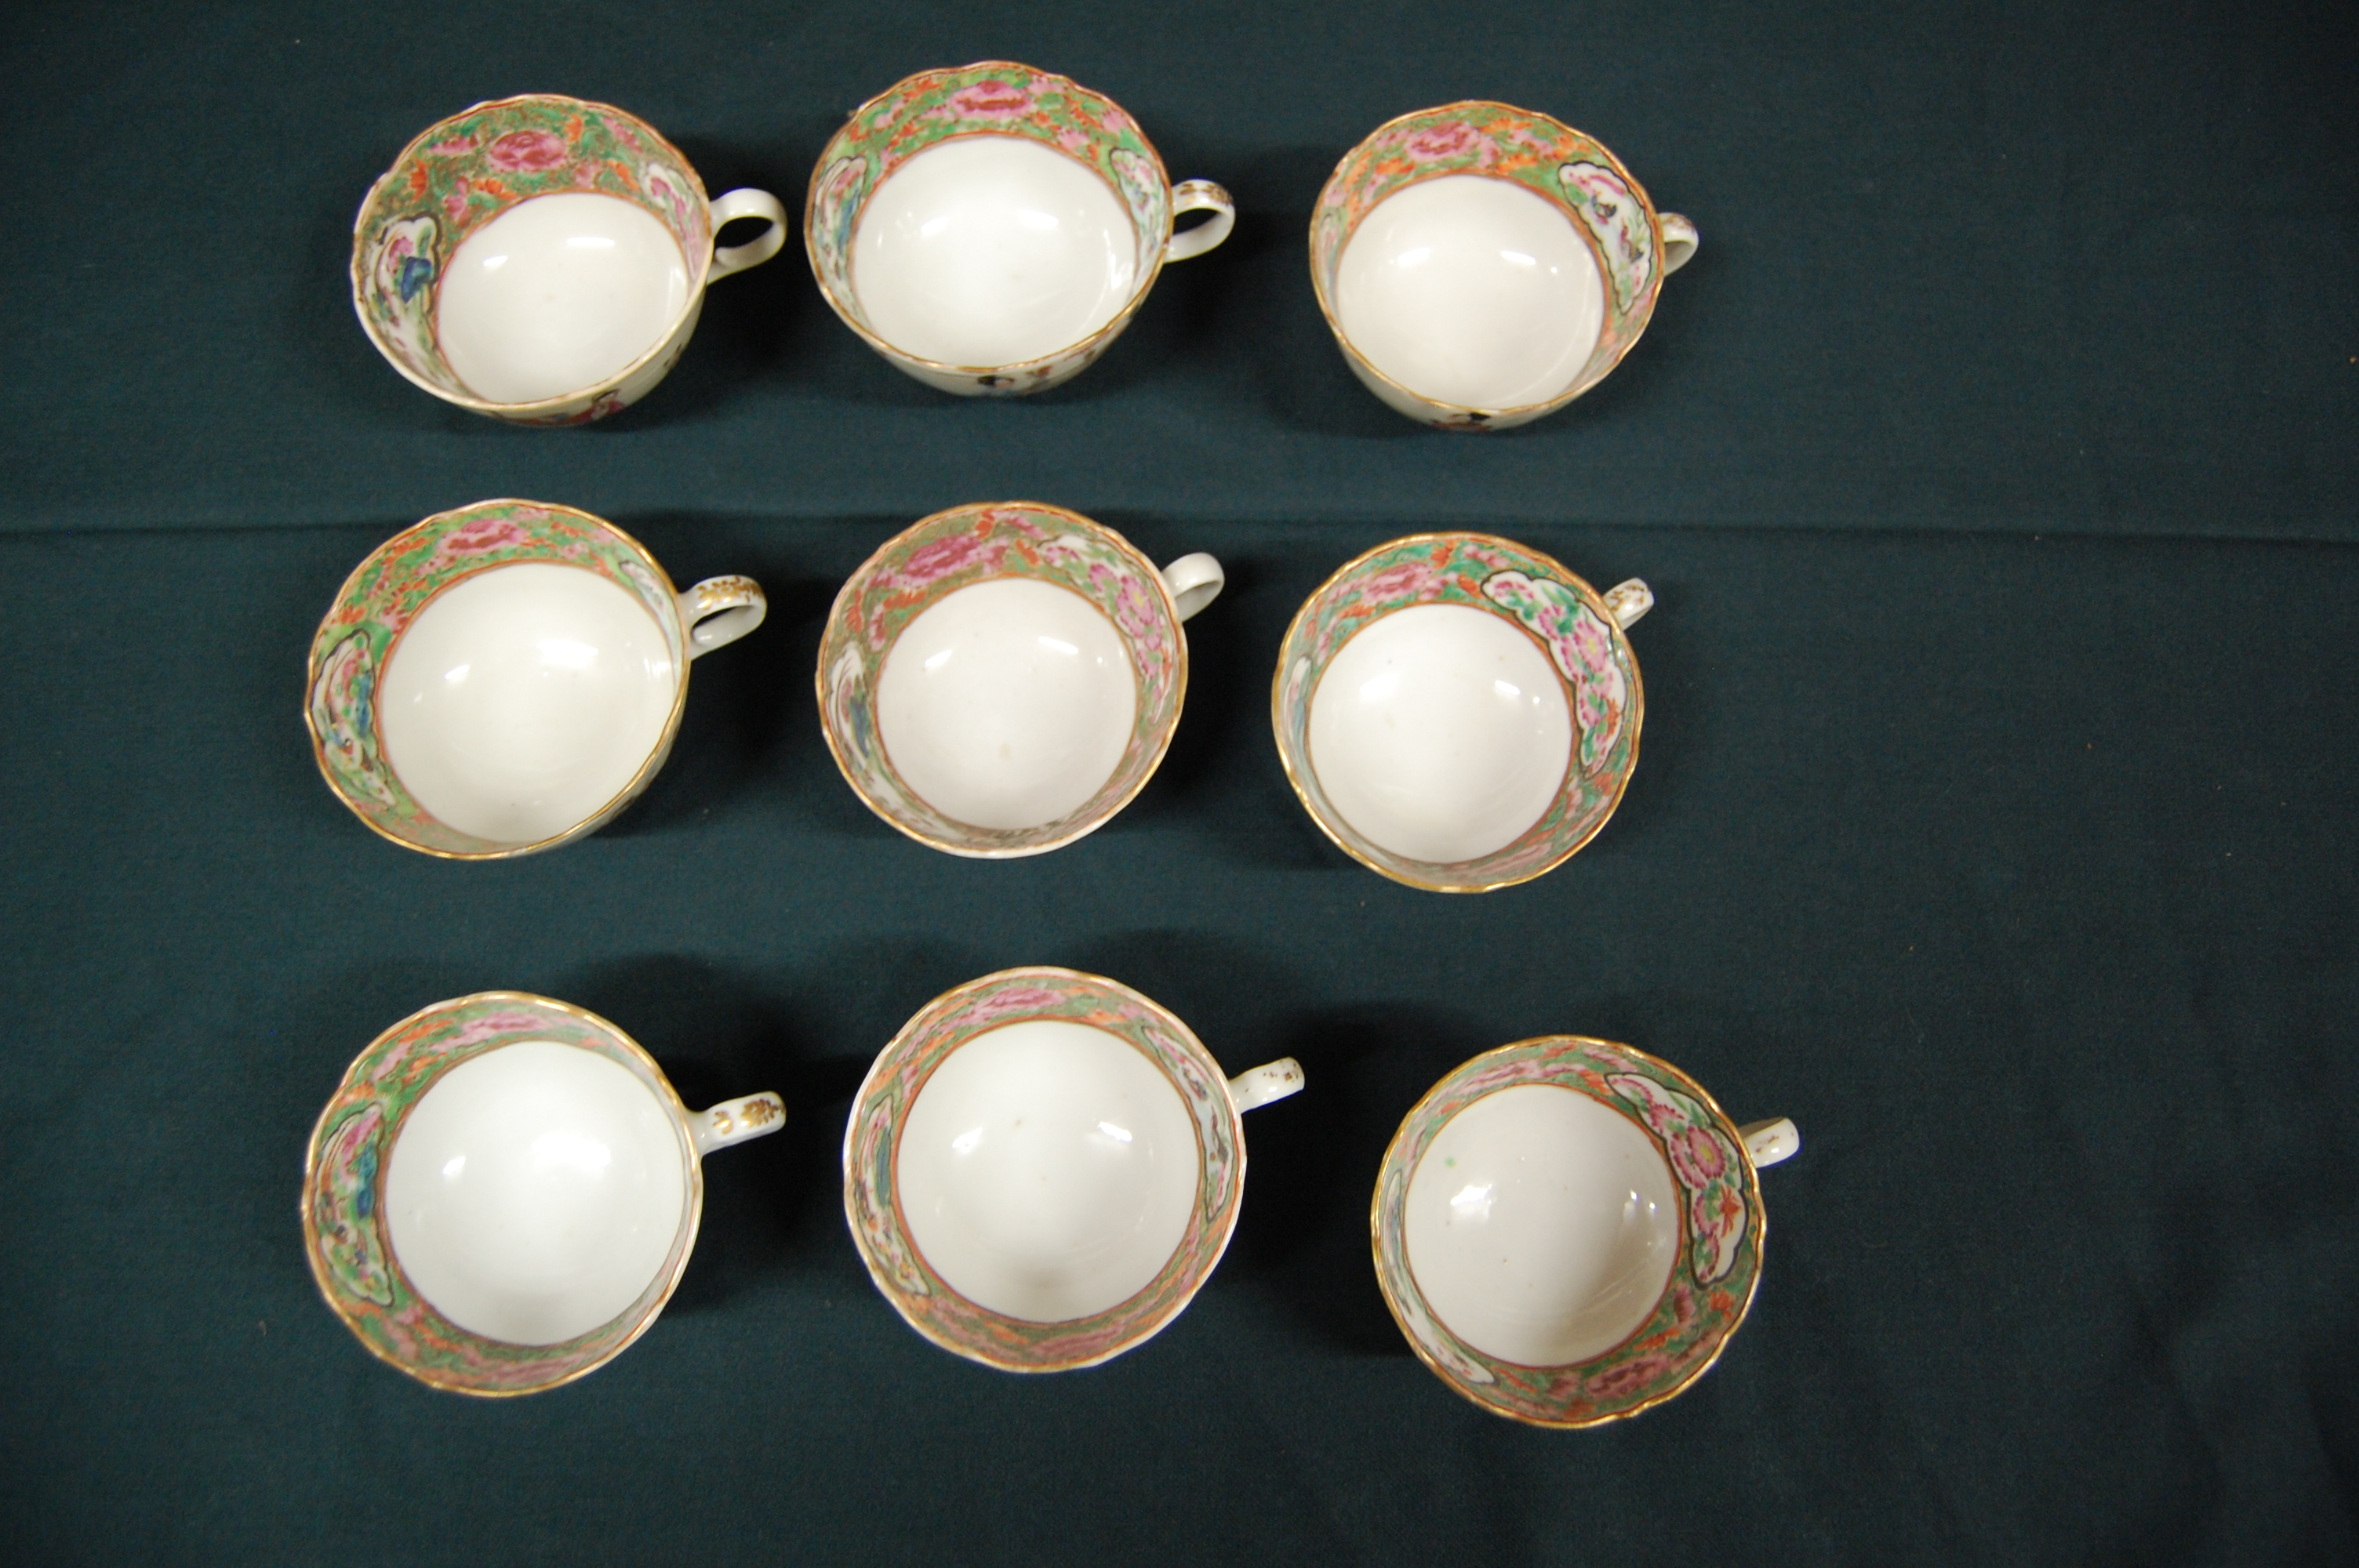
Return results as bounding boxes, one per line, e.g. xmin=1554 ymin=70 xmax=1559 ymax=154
xmin=805 ymin=61 xmax=1172 ymax=387
xmin=352 ymin=95 xmax=712 ymax=420
xmin=817 ymin=503 xmax=1186 ymax=858
xmin=1372 ymin=1038 xmax=1765 ymax=1428
xmin=305 ymin=499 xmax=689 ymax=859
xmin=843 ymin=968 xmax=1242 ymax=1373
xmin=302 ymin=993 xmax=703 ymax=1397
xmin=1272 ymin=533 xmax=1642 ymax=891
xmin=1310 ymin=102 xmax=1668 ymax=423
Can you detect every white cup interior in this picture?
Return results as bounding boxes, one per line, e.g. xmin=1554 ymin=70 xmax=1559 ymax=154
xmin=437 ymin=192 xmax=692 ymax=404
xmin=383 ymin=1040 xmax=690 ymax=1345
xmin=1333 ymin=174 xmax=1604 ymax=410
xmin=895 ymin=1019 xmax=1200 ymax=1322
xmin=1404 ymin=1083 xmax=1680 ymax=1367
xmin=1307 ymin=602 xmax=1572 ymax=864
xmin=851 ymin=136 xmax=1140 ymax=368
xmin=874 ymin=578 xmax=1137 ymax=831
xmin=378 ymin=561 xmax=679 ymax=846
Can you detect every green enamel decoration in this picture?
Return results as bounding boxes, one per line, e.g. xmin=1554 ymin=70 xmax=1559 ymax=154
xmin=301 ymin=994 xmax=702 ymax=1397
xmin=1273 ymin=533 xmax=1642 ymax=891
xmin=844 ymin=970 xmax=1244 ymax=1372
xmin=1372 ymin=1038 xmax=1766 ymax=1428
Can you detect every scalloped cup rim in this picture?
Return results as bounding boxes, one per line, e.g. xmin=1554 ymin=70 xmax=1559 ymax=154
xmin=802 ymin=60 xmax=1181 ymax=380
xmin=351 ymin=93 xmax=718 ymax=418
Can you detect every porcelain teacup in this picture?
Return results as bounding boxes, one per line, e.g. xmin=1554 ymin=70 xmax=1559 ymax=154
xmin=819 ymin=502 xmax=1223 ymax=856
xmin=1311 ymin=103 xmax=1697 ymax=429
xmin=1273 ymin=532 xmax=1651 ymax=891
xmin=845 ymin=967 xmax=1302 ymax=1371
xmin=353 ymin=95 xmax=787 ymax=424
xmin=307 ymin=499 xmax=766 ymax=858
xmin=304 ymin=992 xmax=784 ymax=1396
xmin=807 ymin=61 xmax=1234 ymax=396
xmin=1372 ymin=1036 xmax=1797 ymax=1427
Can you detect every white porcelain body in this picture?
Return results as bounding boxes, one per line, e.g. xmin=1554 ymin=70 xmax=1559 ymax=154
xmin=895 ymin=1019 xmax=1201 ymax=1321
xmin=379 ymin=562 xmax=682 ymax=845
xmin=1334 ymin=176 xmax=1605 ymax=414
xmin=874 ymin=578 xmax=1140 ymax=832
xmin=853 ymin=138 xmax=1140 ymax=372
xmin=1307 ymin=602 xmax=1576 ymax=865
xmin=1402 ymin=1083 xmax=1681 ymax=1367
xmin=438 ymin=193 xmax=696 ymax=406
xmin=383 ymin=1040 xmax=692 ymax=1345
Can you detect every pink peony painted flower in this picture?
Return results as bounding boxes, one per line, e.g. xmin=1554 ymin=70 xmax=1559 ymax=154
xmin=900 ymin=532 xmax=987 ymax=583
xmin=1584 ymin=1354 xmax=1671 ymax=1399
xmin=1405 ymin=122 xmax=1478 ymax=162
xmin=1677 ymin=1125 xmax=1728 ymax=1181
xmin=949 ymin=81 xmax=1034 ymax=120
xmin=485 ymin=129 xmax=569 ymax=172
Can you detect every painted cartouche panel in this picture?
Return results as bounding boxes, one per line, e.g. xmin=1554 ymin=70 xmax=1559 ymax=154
xmin=845 ymin=970 xmax=1240 ymax=1371
xmin=819 ymin=503 xmax=1185 ymax=856
xmin=354 ymin=96 xmax=711 ymax=408
xmin=306 ymin=501 xmax=684 ymax=856
xmin=1274 ymin=534 xmax=1641 ymax=889
xmin=303 ymin=994 xmax=697 ymax=1396
xmin=1373 ymin=1038 xmax=1764 ymax=1427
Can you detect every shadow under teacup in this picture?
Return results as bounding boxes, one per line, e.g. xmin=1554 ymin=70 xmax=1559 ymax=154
xmin=307 ymin=499 xmax=765 ymax=858
xmin=845 ymin=967 xmax=1302 ymax=1372
xmin=304 ymin=992 xmax=784 ymax=1396
xmin=1273 ymin=532 xmax=1651 ymax=892
xmin=353 ymin=95 xmax=787 ymax=425
xmin=1311 ymin=103 xmax=1697 ymax=430
xmin=1372 ymin=1036 xmax=1798 ymax=1428
xmin=807 ymin=61 xmax=1234 ymax=396
xmin=818 ymin=501 xmax=1223 ymax=857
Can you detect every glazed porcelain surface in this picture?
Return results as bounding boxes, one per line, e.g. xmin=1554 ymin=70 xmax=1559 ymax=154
xmin=383 ymin=1040 xmax=689 ymax=1345
xmin=307 ymin=499 xmax=765 ymax=858
xmin=1308 ymin=602 xmax=1574 ymax=865
xmin=853 ymin=136 xmax=1140 ymax=369
xmin=353 ymin=96 xmax=785 ymax=424
xmin=896 ymin=1018 xmax=1200 ymax=1320
xmin=845 ymin=968 xmax=1301 ymax=1371
xmin=437 ymin=193 xmax=692 ymax=405
xmin=820 ymin=503 xmax=1219 ymax=856
xmin=1403 ymin=1083 xmax=1679 ymax=1366
xmin=1372 ymin=1037 xmax=1771 ymax=1428
xmin=874 ymin=578 xmax=1138 ymax=831
xmin=1274 ymin=534 xmax=1645 ymax=891
xmin=1311 ymin=103 xmax=1696 ymax=429
xmin=1334 ymin=175 xmax=1604 ymax=411
xmin=808 ymin=62 xmax=1232 ymax=395
xmin=303 ymin=993 xmax=783 ymax=1396
xmin=377 ymin=562 xmax=679 ymax=845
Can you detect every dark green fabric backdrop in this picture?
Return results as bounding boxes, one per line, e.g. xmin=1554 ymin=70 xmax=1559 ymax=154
xmin=0 ymin=2 xmax=2353 ymax=1564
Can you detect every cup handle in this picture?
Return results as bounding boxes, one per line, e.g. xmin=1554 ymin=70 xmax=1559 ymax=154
xmin=1658 ymin=212 xmax=1699 ymax=276
xmin=1227 ymin=1058 xmax=1304 ymax=1113
xmin=706 ymin=188 xmax=789 ymax=281
xmin=693 ymin=1093 xmax=787 ymax=1156
xmin=1601 ymin=578 xmax=1654 ymax=630
xmin=1165 ymin=180 xmax=1236 ymax=263
xmin=1160 ymin=554 xmax=1224 ymax=622
xmin=1739 ymin=1117 xmax=1800 ymax=1168
xmin=678 ymin=575 xmax=766 ymax=658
